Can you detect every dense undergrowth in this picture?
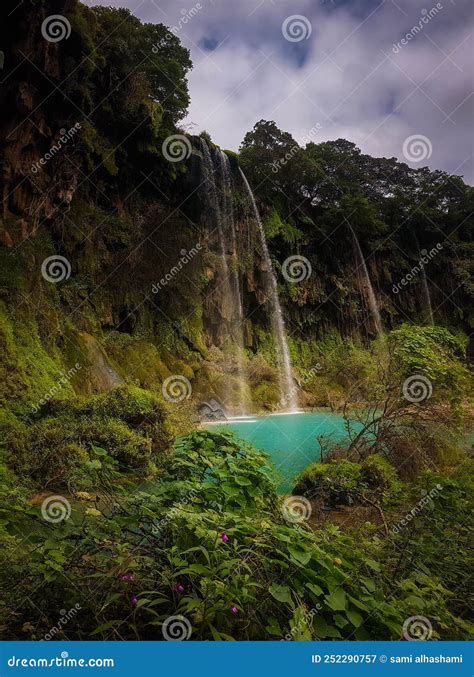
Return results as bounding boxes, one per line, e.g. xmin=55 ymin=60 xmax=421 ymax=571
xmin=1 ymin=427 xmax=472 ymax=640
xmin=0 ymin=324 xmax=472 ymax=640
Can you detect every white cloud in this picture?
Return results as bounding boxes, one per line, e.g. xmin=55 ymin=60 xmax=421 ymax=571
xmin=89 ymin=0 xmax=474 ymax=182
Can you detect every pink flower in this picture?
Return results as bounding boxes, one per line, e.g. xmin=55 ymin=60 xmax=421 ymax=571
xmin=172 ymin=584 xmax=185 ymax=594
xmin=131 ymin=596 xmax=138 ymax=606
xmin=120 ymin=574 xmax=135 ymax=582
xmin=220 ymin=533 xmax=229 ymax=543
xmin=230 ymin=606 xmax=238 ymax=615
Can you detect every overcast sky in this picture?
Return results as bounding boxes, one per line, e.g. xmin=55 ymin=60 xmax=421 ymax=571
xmin=88 ymin=0 xmax=473 ymax=183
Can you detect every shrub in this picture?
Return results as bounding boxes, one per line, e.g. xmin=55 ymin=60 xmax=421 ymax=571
xmin=0 ymin=430 xmax=406 ymax=640
xmin=3 ymin=386 xmax=173 ymax=486
xmin=388 ymin=324 xmax=470 ymax=408
xmin=294 ymin=460 xmax=363 ymax=506
xmin=294 ymin=455 xmax=399 ymax=507
xmin=360 ymin=454 xmax=399 ymax=498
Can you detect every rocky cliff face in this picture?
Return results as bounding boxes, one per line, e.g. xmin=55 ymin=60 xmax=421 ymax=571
xmin=0 ymin=0 xmax=471 ymax=417
xmin=1 ymin=0 xmax=84 ymax=245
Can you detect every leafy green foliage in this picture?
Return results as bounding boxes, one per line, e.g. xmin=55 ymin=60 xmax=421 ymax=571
xmin=388 ymin=324 xmax=470 ymax=407
xmin=1 ymin=430 xmax=413 ymax=641
xmin=294 ymin=455 xmax=399 ymax=507
xmin=2 ymin=386 xmax=172 ymax=487
xmin=239 ymin=120 xmax=473 ymax=335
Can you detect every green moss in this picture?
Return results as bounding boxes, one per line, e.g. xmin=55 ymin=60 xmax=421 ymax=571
xmin=3 ymin=384 xmax=173 ymax=486
xmin=252 ymin=382 xmax=280 ymax=410
xmin=294 ymin=455 xmax=400 ymax=507
xmin=295 ymin=460 xmax=363 ymax=505
xmin=0 ymin=302 xmax=75 ymax=415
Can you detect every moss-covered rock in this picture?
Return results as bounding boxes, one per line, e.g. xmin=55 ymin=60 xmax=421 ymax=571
xmin=294 ymin=455 xmax=399 ymax=507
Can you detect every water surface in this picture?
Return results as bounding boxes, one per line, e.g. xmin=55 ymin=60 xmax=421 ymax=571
xmin=208 ymin=411 xmax=352 ymax=492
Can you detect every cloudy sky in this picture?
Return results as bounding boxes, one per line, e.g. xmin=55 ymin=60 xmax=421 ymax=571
xmin=89 ymin=0 xmax=473 ymax=183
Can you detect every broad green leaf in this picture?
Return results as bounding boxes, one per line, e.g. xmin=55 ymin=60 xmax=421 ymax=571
xmin=346 ymin=609 xmax=363 ymax=627
xmin=325 ymin=588 xmax=346 ymax=611
xmin=269 ymin=583 xmax=293 ymax=605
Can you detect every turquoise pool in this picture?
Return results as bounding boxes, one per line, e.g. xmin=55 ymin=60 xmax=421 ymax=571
xmin=208 ymin=411 xmax=353 ymax=493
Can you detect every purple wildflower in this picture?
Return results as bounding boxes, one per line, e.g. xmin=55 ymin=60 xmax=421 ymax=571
xmin=230 ymin=606 xmax=238 ymax=615
xmin=220 ymin=533 xmax=229 ymax=543
xmin=119 ymin=574 xmax=135 ymax=583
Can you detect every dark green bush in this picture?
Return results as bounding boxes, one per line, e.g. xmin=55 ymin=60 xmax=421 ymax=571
xmin=294 ymin=455 xmax=399 ymax=507
xmin=3 ymin=386 xmax=173 ymax=486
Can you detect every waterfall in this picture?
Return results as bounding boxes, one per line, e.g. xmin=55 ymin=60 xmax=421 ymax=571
xmin=199 ymin=139 xmax=249 ymax=414
xmin=200 ymin=140 xmax=234 ymax=323
xmin=217 ymin=150 xmax=249 ymax=413
xmin=420 ymin=258 xmax=434 ymax=325
xmin=349 ymin=225 xmax=383 ymax=336
xmin=216 ymin=152 xmax=243 ymax=321
xmin=239 ymin=168 xmax=298 ymax=411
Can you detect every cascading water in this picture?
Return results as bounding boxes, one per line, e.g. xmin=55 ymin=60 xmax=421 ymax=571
xmin=200 ymin=140 xmax=234 ymax=323
xmin=349 ymin=225 xmax=383 ymax=336
xmin=420 ymin=258 xmax=434 ymax=325
xmin=239 ymin=168 xmax=298 ymax=411
xmin=200 ymin=139 xmax=250 ymax=414
xmin=217 ymin=150 xmax=249 ymax=413
xmin=216 ymin=152 xmax=243 ymax=320
xmin=413 ymin=236 xmax=434 ymax=326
